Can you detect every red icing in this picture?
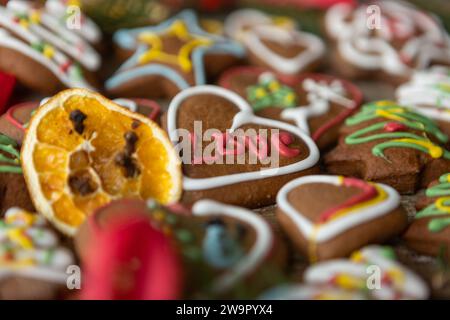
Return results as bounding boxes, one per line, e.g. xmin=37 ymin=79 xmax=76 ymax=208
xmin=218 ymin=67 xmax=363 ymax=143
xmin=81 ymin=212 xmax=182 ymax=300
xmin=384 ymin=122 xmax=407 ymax=132
xmin=0 ymin=72 xmax=16 ymax=115
xmin=318 ymin=178 xmax=378 ymax=223
xmin=189 ymin=130 xmax=299 ymax=164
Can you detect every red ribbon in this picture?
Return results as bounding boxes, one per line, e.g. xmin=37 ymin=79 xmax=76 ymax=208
xmin=0 ymin=71 xmax=16 ymax=115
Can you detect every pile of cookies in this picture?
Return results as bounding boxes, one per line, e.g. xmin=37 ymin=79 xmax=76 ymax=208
xmin=0 ymin=0 xmax=450 ymax=299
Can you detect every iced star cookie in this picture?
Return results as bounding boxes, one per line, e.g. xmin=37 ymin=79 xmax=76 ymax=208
xmin=325 ymin=101 xmax=450 ymax=194
xmin=75 ymin=199 xmax=285 ymax=299
xmin=324 ymin=1 xmax=450 ymax=83
xmin=163 ymin=85 xmax=320 ymax=208
xmin=0 ymin=207 xmax=74 ymax=300
xmin=0 ymin=98 xmax=161 ymax=144
xmin=396 ymin=66 xmax=450 ymax=136
xmin=276 ymin=175 xmax=407 ymax=262
xmin=302 ymin=246 xmax=429 ymax=300
xmin=404 ymin=173 xmax=450 ymax=257
xmin=105 ymin=10 xmax=245 ymax=99
xmin=0 ymin=133 xmax=34 ymax=215
xmin=0 ymin=0 xmax=101 ymax=94
xmin=224 ymin=9 xmax=324 ymax=79
xmin=219 ymin=67 xmax=363 ymax=150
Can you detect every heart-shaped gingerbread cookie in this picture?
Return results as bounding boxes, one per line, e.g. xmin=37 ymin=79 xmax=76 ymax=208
xmin=165 ymin=85 xmax=320 ymax=208
xmin=276 ymin=175 xmax=407 ymax=261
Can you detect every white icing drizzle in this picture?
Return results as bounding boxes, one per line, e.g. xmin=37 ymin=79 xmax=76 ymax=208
xmin=166 ymin=85 xmax=320 ymax=191
xmin=192 ymin=199 xmax=273 ymax=293
xmin=0 ymin=2 xmax=96 ymax=89
xmin=396 ymin=66 xmax=450 ymax=121
xmin=7 ymin=0 xmax=100 ymax=71
xmin=0 ymin=207 xmax=74 ymax=284
xmin=325 ymin=1 xmax=450 ymax=76
xmin=276 ymin=175 xmax=400 ymax=243
xmin=281 ymin=77 xmax=355 ymax=134
xmin=224 ymin=9 xmax=324 ymax=75
xmin=303 ymin=246 xmax=429 ymax=300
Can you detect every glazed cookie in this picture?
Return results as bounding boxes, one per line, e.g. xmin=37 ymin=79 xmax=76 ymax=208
xmin=396 ymin=66 xmax=450 ymax=136
xmin=224 ymin=9 xmax=324 ymax=79
xmin=325 ymin=101 xmax=450 ymax=194
xmin=0 ymin=0 xmax=100 ymax=94
xmin=404 ymin=173 xmax=450 ymax=257
xmin=276 ymin=175 xmax=407 ymax=262
xmin=0 ymin=133 xmax=34 ymax=215
xmin=163 ymin=85 xmax=320 ymax=208
xmin=75 ymin=199 xmax=285 ymax=299
xmin=324 ymin=1 xmax=450 ymax=83
xmin=302 ymin=246 xmax=429 ymax=300
xmin=219 ymin=67 xmax=363 ymax=150
xmin=105 ymin=10 xmax=245 ymax=99
xmin=0 ymin=98 xmax=161 ymax=144
xmin=0 ymin=207 xmax=74 ymax=300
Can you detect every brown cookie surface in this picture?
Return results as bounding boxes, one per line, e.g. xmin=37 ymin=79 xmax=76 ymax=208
xmin=325 ymin=101 xmax=450 ymax=194
xmin=276 ymin=175 xmax=407 ymax=262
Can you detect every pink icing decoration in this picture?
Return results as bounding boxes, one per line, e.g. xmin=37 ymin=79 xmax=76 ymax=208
xmin=384 ymin=122 xmax=407 ymax=132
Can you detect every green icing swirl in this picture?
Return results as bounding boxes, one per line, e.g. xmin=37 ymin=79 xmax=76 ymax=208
xmin=345 ymin=101 xmax=450 ymax=160
xmin=417 ymin=174 xmax=450 ymax=232
xmin=0 ymin=134 xmax=22 ymax=174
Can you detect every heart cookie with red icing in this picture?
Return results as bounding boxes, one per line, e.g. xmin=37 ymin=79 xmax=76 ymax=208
xmin=163 ymin=85 xmax=320 ymax=208
xmin=276 ymin=175 xmax=407 ymax=262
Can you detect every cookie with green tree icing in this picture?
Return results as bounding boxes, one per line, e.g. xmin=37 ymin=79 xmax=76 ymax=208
xmin=404 ymin=173 xmax=450 ymax=257
xmin=325 ymin=100 xmax=450 ymax=194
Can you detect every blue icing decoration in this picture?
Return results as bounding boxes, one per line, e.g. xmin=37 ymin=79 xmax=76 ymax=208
xmin=106 ymin=9 xmax=246 ymax=92
xmin=203 ymin=223 xmax=243 ymax=269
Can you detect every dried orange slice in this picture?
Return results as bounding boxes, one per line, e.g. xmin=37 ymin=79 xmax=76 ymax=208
xmin=21 ymin=88 xmax=182 ymax=236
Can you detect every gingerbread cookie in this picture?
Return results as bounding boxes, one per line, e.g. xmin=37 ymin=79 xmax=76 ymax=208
xmin=75 ymin=199 xmax=284 ymax=299
xmin=0 ymin=0 xmax=100 ymax=94
xmin=325 ymin=101 xmax=450 ymax=194
xmin=0 ymin=207 xmax=74 ymax=300
xmin=396 ymin=66 xmax=450 ymax=136
xmin=303 ymin=246 xmax=429 ymax=300
xmin=259 ymin=284 xmax=365 ymax=300
xmin=0 ymin=133 xmax=33 ymax=215
xmin=163 ymin=85 xmax=320 ymax=208
xmin=219 ymin=67 xmax=363 ymax=150
xmin=105 ymin=10 xmax=245 ymax=99
xmin=324 ymin=1 xmax=450 ymax=83
xmin=224 ymin=9 xmax=324 ymax=79
xmin=276 ymin=175 xmax=407 ymax=262
xmin=404 ymin=173 xmax=450 ymax=257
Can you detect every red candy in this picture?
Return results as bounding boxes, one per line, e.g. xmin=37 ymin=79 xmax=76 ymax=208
xmin=0 ymin=71 xmax=16 ymax=115
xmin=384 ymin=122 xmax=407 ymax=132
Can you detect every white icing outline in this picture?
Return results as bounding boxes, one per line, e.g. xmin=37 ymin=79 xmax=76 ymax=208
xmin=192 ymin=200 xmax=273 ymax=293
xmin=224 ymin=9 xmax=323 ymax=75
xmin=397 ymin=67 xmax=450 ymax=121
xmin=276 ymin=175 xmax=400 ymax=243
xmin=303 ymin=246 xmax=429 ymax=300
xmin=166 ymin=85 xmax=320 ymax=191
